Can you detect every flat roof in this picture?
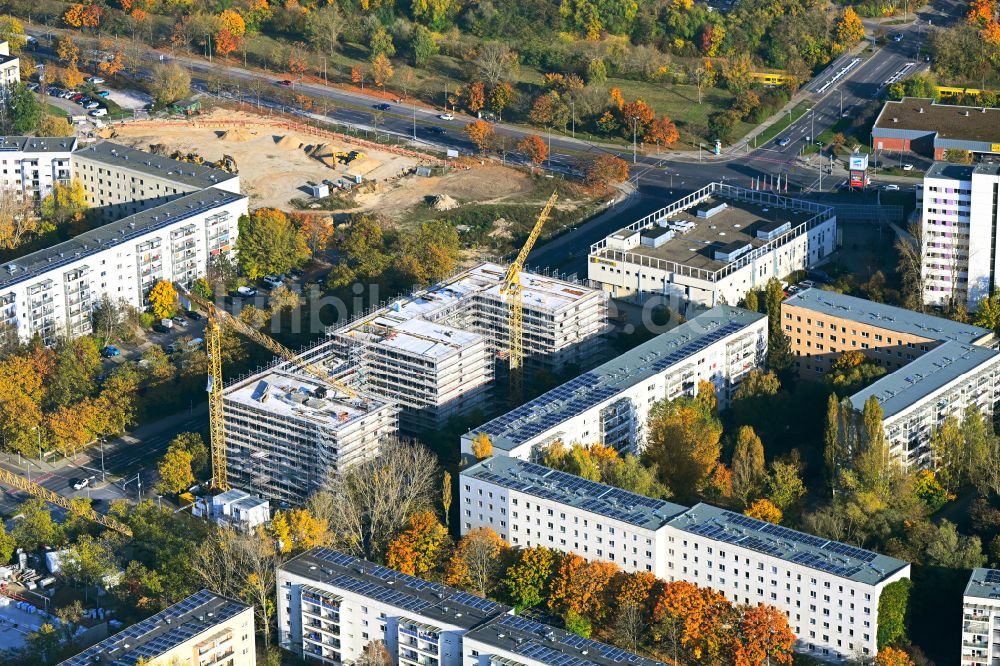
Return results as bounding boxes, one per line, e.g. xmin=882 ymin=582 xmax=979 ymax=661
xmin=214 ymin=488 xmax=269 ymax=511
xmin=873 ymin=97 xmax=1000 ymax=144
xmin=925 ymin=162 xmax=1000 ymax=180
xmin=375 ymin=316 xmax=483 ymax=358
xmin=73 ymin=141 xmax=238 ymax=190
xmin=465 ymin=614 xmax=662 ymax=666
xmin=0 ymin=136 xmax=76 ymax=153
xmin=784 ymin=288 xmax=992 ymax=346
xmin=849 ymin=340 xmax=999 ymax=417
xmin=224 ymin=370 xmax=391 ymax=429
xmin=463 ymin=456 xmax=687 ymax=530
xmin=965 ymin=568 xmax=1000 ymax=600
xmin=1 ymin=188 xmax=246 ymax=290
xmin=59 ymin=590 xmax=250 ymax=666
xmin=669 ymin=503 xmax=909 ymax=586
xmin=281 ymin=548 xmax=510 ymax=628
xmin=618 ymin=196 xmax=816 ymax=271
xmin=471 ymin=305 xmax=765 ymax=451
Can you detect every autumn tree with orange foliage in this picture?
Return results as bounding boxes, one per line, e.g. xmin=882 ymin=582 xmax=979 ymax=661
xmin=733 ymin=604 xmax=795 ymax=665
xmin=646 ymin=116 xmax=680 ymax=147
xmin=609 ymin=87 xmax=625 ymax=111
xmin=517 ymin=135 xmax=548 ymax=170
xmin=465 ymin=120 xmax=496 ymax=153
xmin=621 ymin=99 xmax=655 ymax=139
xmin=548 ymin=554 xmax=618 ymax=622
xmin=745 ymin=498 xmax=783 ymax=524
xmin=216 ymin=10 xmax=246 ymax=57
xmin=582 ymin=154 xmax=628 ymax=192
xmin=967 ymin=0 xmax=996 ymax=26
xmin=386 ymin=511 xmax=450 ymax=576
xmin=875 ymin=646 xmax=916 ymax=666
xmin=446 ymin=527 xmax=508 ymax=596
xmin=372 ymin=53 xmax=394 ymax=88
xmin=63 ymin=4 xmax=85 ymax=27
xmin=653 ymin=581 xmax=734 ymax=662
xmin=466 ymin=81 xmax=485 ymax=113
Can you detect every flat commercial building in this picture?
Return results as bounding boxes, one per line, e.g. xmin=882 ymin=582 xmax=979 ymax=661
xmin=325 ymin=263 xmax=607 ymax=431
xmin=463 ymin=614 xmax=662 ymax=666
xmin=222 ymin=369 xmax=398 ymax=505
xmin=277 ymin=548 xmax=658 ymax=666
xmin=587 ymin=183 xmax=836 ymax=308
xmin=919 ymin=162 xmax=1000 ymax=309
xmin=782 ymin=289 xmax=1000 ymax=468
xmin=59 ymin=589 xmax=255 ymax=666
xmin=461 ymin=456 xmax=688 ymax=577
xmin=462 ymin=305 xmax=766 ymax=460
xmin=278 ymin=547 xmax=511 ymax=666
xmin=961 ymin=568 xmax=1000 ymax=666
xmin=1 ymin=187 xmax=246 ymax=344
xmin=872 ymin=97 xmax=1000 ymax=159
xmin=461 ymin=458 xmax=910 ymax=663
xmin=0 ymin=136 xmax=75 ymax=199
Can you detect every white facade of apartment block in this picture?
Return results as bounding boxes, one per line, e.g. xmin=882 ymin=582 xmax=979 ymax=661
xmin=461 ymin=458 xmax=910 ymax=663
xmin=277 ymin=549 xmax=510 ymax=666
xmin=462 ymin=306 xmax=766 ymax=461
xmin=0 ymin=136 xmax=75 ymax=199
xmin=0 ymin=41 xmax=19 ymax=89
xmin=223 ymin=370 xmax=398 ymax=505
xmin=962 ymin=569 xmax=1000 ymax=666
xmin=588 ymin=184 xmax=836 ymax=308
xmin=920 ymin=163 xmax=1000 ymax=310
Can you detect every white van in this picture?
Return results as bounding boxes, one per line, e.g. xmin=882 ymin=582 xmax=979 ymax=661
xmin=89 ymin=108 xmax=108 ymax=117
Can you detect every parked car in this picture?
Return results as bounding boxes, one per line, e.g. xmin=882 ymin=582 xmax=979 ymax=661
xmin=72 ymin=478 xmax=90 ymax=490
xmin=71 ymin=93 xmax=84 ymax=102
xmin=86 ymin=76 xmax=105 ymax=84
xmin=96 ymin=90 xmax=110 ymax=97
xmin=171 ymin=315 xmax=189 ymax=327
xmin=83 ymin=101 xmax=100 ymax=110
xmin=438 ymin=113 xmax=454 ymax=120
xmin=47 ymin=88 xmax=63 ymax=97
xmin=90 ymin=108 xmax=107 ymax=117
xmin=26 ymin=82 xmax=38 ymax=91
xmin=882 ymin=184 xmax=900 ymax=191
xmin=262 ymin=275 xmax=284 ymax=289
xmin=776 ymin=137 xmax=791 ymax=147
xmin=152 ymin=323 xmax=170 ymax=334
xmin=288 ymin=268 xmax=305 ymax=279
xmin=276 ymin=79 xmax=292 ymax=86
xmin=799 ymin=280 xmax=816 ymax=289
xmin=902 ymin=163 xmax=914 ymax=171
xmin=373 ymin=103 xmax=391 ymax=111
xmin=101 ymin=345 xmax=121 ymax=358
xmin=186 ymin=310 xmax=203 ymax=321
xmin=892 ymin=33 xmax=904 ymax=42
xmin=236 ymin=286 xmax=258 ymax=297
xmin=426 ymin=126 xmax=446 ymax=135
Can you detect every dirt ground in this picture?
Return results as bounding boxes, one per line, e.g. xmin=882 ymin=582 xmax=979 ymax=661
xmin=103 ymin=109 xmax=541 ymax=217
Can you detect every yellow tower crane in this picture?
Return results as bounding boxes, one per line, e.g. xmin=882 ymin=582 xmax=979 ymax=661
xmin=183 ymin=289 xmax=358 ymax=491
xmin=0 ymin=468 xmax=133 ymax=537
xmin=499 ymin=192 xmax=558 ymax=403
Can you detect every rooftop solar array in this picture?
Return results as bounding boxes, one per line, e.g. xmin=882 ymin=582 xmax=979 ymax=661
xmin=464 ymin=457 xmax=686 ymax=529
xmin=964 ymin=568 xmax=1000 ymax=599
xmin=474 ymin=309 xmax=760 ymax=449
xmin=671 ymin=504 xmax=907 ymax=585
xmin=60 ymin=590 xmax=250 ymax=666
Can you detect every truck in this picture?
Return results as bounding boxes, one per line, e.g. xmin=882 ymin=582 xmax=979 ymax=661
xmin=160 ymin=318 xmax=174 ymax=330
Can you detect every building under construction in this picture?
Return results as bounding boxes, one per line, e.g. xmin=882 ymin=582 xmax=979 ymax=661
xmin=222 ymin=369 xmax=398 ymax=505
xmin=220 ymin=263 xmax=607 ymax=502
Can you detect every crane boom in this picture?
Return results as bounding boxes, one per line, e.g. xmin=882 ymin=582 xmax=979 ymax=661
xmin=0 ymin=468 xmax=133 ymax=537
xmin=500 ymin=192 xmax=558 ymax=402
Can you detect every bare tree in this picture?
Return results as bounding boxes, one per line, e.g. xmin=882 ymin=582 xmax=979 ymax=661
xmin=0 ymin=189 xmax=39 ymax=251
xmin=615 ymin=603 xmax=644 ymax=654
xmin=313 ymin=440 xmax=439 ymax=562
xmin=93 ymin=296 xmax=140 ymax=342
xmin=355 ymin=640 xmax=394 ymax=666
xmin=474 ymin=42 xmax=518 ymax=89
xmin=895 ymin=221 xmax=924 ymax=311
xmin=194 ymin=528 xmax=280 ymax=647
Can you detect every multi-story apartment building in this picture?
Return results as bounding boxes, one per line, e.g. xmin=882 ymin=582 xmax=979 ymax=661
xmin=277 ymin=547 xmax=512 ymax=666
xmin=223 ymin=369 xmax=398 ymax=505
xmin=587 ymin=183 xmax=836 ymax=308
xmin=0 ymin=136 xmax=75 ymax=199
xmin=461 ymin=305 xmax=766 ymax=460
xmin=1 ymin=187 xmax=246 ymax=344
xmin=918 ymin=162 xmax=1000 ymax=309
xmin=462 ymin=614 xmax=662 ymax=666
xmin=319 ymin=262 xmax=607 ymax=431
xmin=461 ymin=459 xmax=911 ymax=663
xmin=59 ymin=589 xmax=256 ymax=666
xmin=71 ymin=141 xmax=241 ymax=221
xmin=461 ymin=456 xmax=687 ymax=577
xmin=277 ymin=548 xmax=660 ymax=666
xmin=0 ymin=41 xmax=19 ymax=90
xmin=782 ymin=288 xmax=1000 ymax=468
xmin=962 ymin=568 xmax=1000 ymax=666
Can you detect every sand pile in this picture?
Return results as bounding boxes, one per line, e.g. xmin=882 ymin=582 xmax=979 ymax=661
xmin=489 ymin=217 xmax=513 ymax=240
xmin=274 ymin=134 xmax=304 ymax=149
xmin=431 ymin=194 xmax=459 ymax=211
xmin=220 ymin=128 xmax=254 ymax=142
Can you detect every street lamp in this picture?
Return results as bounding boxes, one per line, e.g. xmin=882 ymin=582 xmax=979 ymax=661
xmin=632 ymin=117 xmax=638 ymax=164
xmin=98 ymin=437 xmax=106 ymax=483
xmin=570 ymin=100 xmax=576 ymax=140
xmin=839 ymin=89 xmax=844 ymax=118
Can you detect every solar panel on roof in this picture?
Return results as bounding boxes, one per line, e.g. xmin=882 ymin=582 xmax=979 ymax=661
xmin=984 ymin=570 xmax=1000 ymax=584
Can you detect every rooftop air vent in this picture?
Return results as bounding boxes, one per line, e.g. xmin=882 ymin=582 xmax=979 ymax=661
xmin=892 ymin=117 xmax=898 ymax=122
xmin=918 ymin=108 xmax=924 ymax=113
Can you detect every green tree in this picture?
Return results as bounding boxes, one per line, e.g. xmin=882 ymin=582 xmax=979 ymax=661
xmin=168 ymin=432 xmax=209 ymax=476
xmin=0 ymin=523 xmax=15 ymax=564
xmin=926 ymin=519 xmax=985 ymax=569
xmin=503 ymin=546 xmax=556 ymax=609
xmin=397 ymin=220 xmax=460 ymax=285
xmin=767 ymin=458 xmax=806 ymax=513
xmin=744 ymin=289 xmax=759 ymax=312
xmin=305 ymin=5 xmax=344 ymax=56
xmin=3 ymin=83 xmax=41 ymax=134
xmin=48 ymin=335 xmax=102 ymax=407
xmin=824 ymin=393 xmax=844 ymax=491
xmin=732 ymin=369 xmax=780 ymax=402
xmin=411 ymin=25 xmax=439 ymax=67
xmin=855 ymin=396 xmax=890 ymax=492
xmin=236 ymin=209 xmax=310 ymax=280
xmin=931 ymin=415 xmax=966 ymax=493
xmin=62 ymin=534 xmax=116 ymax=601
xmin=731 ymin=425 xmax=765 ymax=507
xmin=974 ymin=294 xmax=1000 ymax=330
xmin=150 ymin=62 xmax=191 ymax=104
xmin=158 ymin=447 xmax=195 ymax=494
xmin=764 ymin=278 xmax=793 ymax=373
xmin=11 ymin=499 xmax=65 ymax=551
xmin=564 ymin=609 xmax=592 ymax=638
xmin=644 ymin=395 xmax=723 ymax=500
xmin=25 ymin=623 xmax=61 ymax=663
xmin=877 ymin=579 xmax=910 ymax=650
xmin=369 ymin=25 xmax=396 ymax=58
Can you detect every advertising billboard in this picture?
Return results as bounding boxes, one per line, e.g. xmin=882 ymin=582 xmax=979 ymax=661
xmin=849 ymin=153 xmax=869 ymax=170
xmin=850 ymin=170 xmax=866 ymax=188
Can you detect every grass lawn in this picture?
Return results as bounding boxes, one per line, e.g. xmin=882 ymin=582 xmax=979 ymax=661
xmin=43 ymin=103 xmax=66 ymax=117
